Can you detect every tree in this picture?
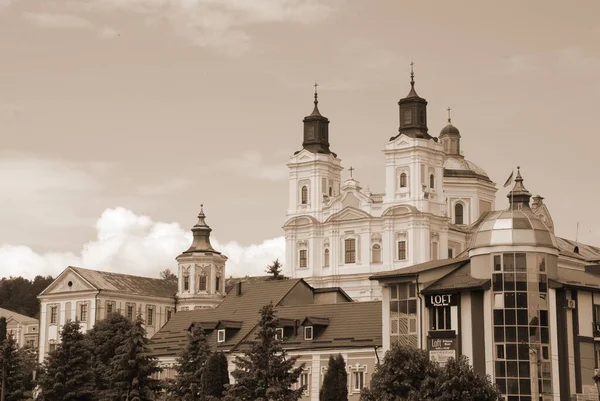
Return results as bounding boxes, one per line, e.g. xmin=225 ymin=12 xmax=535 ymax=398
xmin=202 ymin=352 xmax=230 ymax=400
xmin=0 ymin=318 xmax=6 ymax=345
xmin=159 ymin=269 xmax=178 ymax=284
xmin=320 ymin=354 xmax=348 ymax=401
xmin=86 ymin=312 xmax=134 ymax=394
xmin=0 ymin=275 xmax=54 ymax=318
xmin=168 ymin=323 xmax=212 ymax=400
xmin=106 ymin=315 xmax=161 ymax=401
xmin=37 ymin=320 xmax=95 ymax=401
xmin=431 ymin=356 xmax=500 ymax=401
xmin=224 ymin=303 xmax=304 ymax=401
xmin=360 ymin=345 xmax=438 ymax=401
xmin=0 ymin=337 xmax=38 ymax=401
xmin=265 ymin=259 xmax=283 ymax=280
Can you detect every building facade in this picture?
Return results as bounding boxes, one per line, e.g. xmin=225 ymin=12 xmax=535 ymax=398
xmin=371 ymin=171 xmax=600 ymax=401
xmin=0 ymin=307 xmax=39 ymax=348
xmin=283 ymin=72 xmax=497 ymax=302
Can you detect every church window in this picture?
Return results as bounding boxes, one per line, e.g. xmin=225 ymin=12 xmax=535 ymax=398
xmin=429 ymin=174 xmax=435 ymax=189
xmin=454 ymin=203 xmax=464 ymax=225
xmin=403 ymin=110 xmax=412 ymax=125
xmin=301 ymin=186 xmax=308 ymax=205
xmin=299 ymin=249 xmax=308 ymax=268
xmin=372 ymin=244 xmax=382 ymax=263
xmin=400 ymin=172 xmax=407 ymax=188
xmin=147 ymin=306 xmax=154 ymax=326
xmin=183 ymin=275 xmax=190 ymax=291
xmin=329 ymin=186 xmax=333 ymax=196
xmin=166 ymin=308 xmax=173 ymax=322
xmin=215 ymin=275 xmax=221 ymax=292
xmin=323 ymin=248 xmax=330 ymax=267
xmin=50 ymin=306 xmax=58 ymax=324
xmin=352 ymin=370 xmax=365 ymax=392
xmin=398 ymin=241 xmax=407 ymax=260
xmin=217 ymin=329 xmax=226 ymax=343
xmin=80 ymin=304 xmax=88 ymax=322
xmin=419 ymin=109 xmax=426 ymax=124
xmin=345 ymin=238 xmax=356 ymax=264
xmin=199 ymin=275 xmax=207 ymax=291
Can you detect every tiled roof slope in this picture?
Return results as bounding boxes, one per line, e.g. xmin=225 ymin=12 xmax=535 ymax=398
xmin=0 ymin=307 xmax=38 ymax=323
xmin=422 ymin=263 xmax=490 ymax=294
xmin=370 ymin=257 xmax=469 ymax=280
xmin=556 ymin=237 xmax=600 ymax=262
xmin=224 ymin=276 xmax=273 ymax=293
xmin=70 ymin=266 xmax=177 ymax=298
xmin=240 ymin=301 xmax=382 ymax=352
xmin=149 ymin=279 xmax=304 ymax=357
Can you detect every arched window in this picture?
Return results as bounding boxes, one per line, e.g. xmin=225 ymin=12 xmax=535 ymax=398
xmin=400 ymin=173 xmax=407 ymax=188
xmin=301 ymin=186 xmax=308 ymax=204
xmin=455 ymin=203 xmax=464 ymax=225
xmin=323 ymin=248 xmax=330 ymax=267
xmin=429 ymin=174 xmax=435 ymax=189
xmin=329 ymin=186 xmax=333 ymax=197
xmin=372 ymin=244 xmax=382 ymax=263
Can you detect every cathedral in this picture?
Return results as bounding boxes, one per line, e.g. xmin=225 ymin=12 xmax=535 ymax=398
xmin=283 ymin=67 xmax=499 ymax=301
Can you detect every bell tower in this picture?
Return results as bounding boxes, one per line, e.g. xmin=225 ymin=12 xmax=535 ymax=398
xmin=176 ymin=205 xmax=227 ymax=310
xmin=393 ymin=62 xmax=432 ymax=140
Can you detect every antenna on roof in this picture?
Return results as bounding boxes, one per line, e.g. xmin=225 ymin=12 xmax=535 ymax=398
xmin=576 ymin=222 xmax=579 ymax=243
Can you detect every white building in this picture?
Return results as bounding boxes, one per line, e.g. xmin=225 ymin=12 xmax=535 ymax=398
xmin=283 ymin=71 xmax=497 ymax=301
xmin=0 ymin=307 xmax=39 ymax=348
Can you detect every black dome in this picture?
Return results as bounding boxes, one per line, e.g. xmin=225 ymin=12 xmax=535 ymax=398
xmin=439 ymin=123 xmax=460 ymax=137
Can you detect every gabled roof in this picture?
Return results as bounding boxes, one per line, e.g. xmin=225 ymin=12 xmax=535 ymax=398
xmin=422 ymin=263 xmax=490 ymax=294
xmin=148 ymin=279 xmax=305 ymax=357
xmin=556 ymin=237 xmax=600 ymax=262
xmin=0 ymin=307 xmax=38 ymax=324
xmin=552 ymin=267 xmax=600 ymax=290
xmin=40 ymin=266 xmax=177 ymax=298
xmin=370 ymin=257 xmax=469 ymax=280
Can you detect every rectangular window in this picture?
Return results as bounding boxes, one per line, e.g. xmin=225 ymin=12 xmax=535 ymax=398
xmin=215 ymin=276 xmax=221 ymax=292
xmin=353 ymin=371 xmax=365 ymax=391
xmin=183 ymin=275 xmax=190 ymax=291
xmin=448 ymin=248 xmax=454 ymax=259
xmin=147 ymin=306 xmax=154 ymax=326
xmin=198 ymin=275 xmax=207 ymax=291
xmin=27 ymin=339 xmax=35 ymax=348
xmin=304 ymin=326 xmax=313 ymax=340
xmin=50 ymin=306 xmax=58 ymax=324
xmin=389 ymin=283 xmax=418 ymax=348
xmin=49 ymin=343 xmax=56 ymax=353
xmin=494 ymin=255 xmax=502 ymax=271
xmin=345 ymin=238 xmax=356 ymax=264
xmin=430 ymin=305 xmax=451 ymax=331
xmin=106 ymin=302 xmax=113 ymax=316
xmin=299 ymin=249 xmax=308 ymax=268
xmin=398 ymin=241 xmax=407 ymax=260
xmin=80 ymin=304 xmax=88 ymax=322
xmin=166 ymin=308 xmax=173 ymax=322
xmin=496 ymin=344 xmax=505 ymax=359
xmin=323 ymin=249 xmax=330 ymax=267
xmin=217 ymin=329 xmax=225 ymax=343
xmin=300 ymin=371 xmax=309 ymax=395
xmin=275 ymin=327 xmax=284 ymax=341
xmin=127 ymin=304 xmax=134 ymax=320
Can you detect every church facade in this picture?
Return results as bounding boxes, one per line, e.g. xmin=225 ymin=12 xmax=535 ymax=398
xmin=283 ymin=70 xmax=497 ymax=301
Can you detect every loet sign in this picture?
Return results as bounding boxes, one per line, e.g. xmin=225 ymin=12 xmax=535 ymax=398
xmin=425 ymin=293 xmax=458 ymax=307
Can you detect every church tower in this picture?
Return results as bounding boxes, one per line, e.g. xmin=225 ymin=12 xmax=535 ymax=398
xmin=286 ymin=85 xmax=343 ymax=220
xmin=176 ymin=205 xmax=227 ymax=310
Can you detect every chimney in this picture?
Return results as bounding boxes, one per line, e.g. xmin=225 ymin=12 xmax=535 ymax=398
xmin=237 ymin=281 xmax=243 ymax=296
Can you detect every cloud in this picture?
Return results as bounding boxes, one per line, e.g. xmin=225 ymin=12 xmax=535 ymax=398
xmin=23 ymin=12 xmax=95 ymax=29
xmin=1 ymin=207 xmax=285 ymax=280
xmin=68 ymin=0 xmax=335 ymax=56
xmin=218 ymin=151 xmax=288 ymax=181
xmin=98 ymin=26 xmax=119 ymax=38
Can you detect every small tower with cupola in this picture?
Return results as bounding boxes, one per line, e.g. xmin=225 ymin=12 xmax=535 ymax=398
xmin=176 ymin=205 xmax=227 ymax=310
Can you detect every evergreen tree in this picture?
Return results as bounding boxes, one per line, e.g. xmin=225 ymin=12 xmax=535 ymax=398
xmin=0 ymin=318 xmax=6 ymax=345
xmin=87 ymin=312 xmax=134 ymax=395
xmin=1 ymin=337 xmax=38 ymax=401
xmin=265 ymin=259 xmax=284 ymax=280
xmin=159 ymin=269 xmax=178 ymax=285
xmin=224 ymin=302 xmax=304 ymax=401
xmin=169 ymin=323 xmax=212 ymax=400
xmin=431 ymin=356 xmax=500 ymax=401
xmin=37 ymin=320 xmax=95 ymax=401
xmin=106 ymin=315 xmax=161 ymax=401
xmin=202 ymin=352 xmax=230 ymax=400
xmin=360 ymin=345 xmax=438 ymax=401
xmin=320 ymin=354 xmax=348 ymax=401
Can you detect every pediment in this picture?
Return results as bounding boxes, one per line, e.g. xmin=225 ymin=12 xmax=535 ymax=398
xmin=382 ymin=204 xmax=418 ymax=217
xmin=325 ymin=207 xmax=372 ymax=223
xmin=342 ymin=192 xmax=361 ymax=209
xmin=283 ymin=215 xmax=319 ymax=228
xmin=39 ymin=267 xmax=97 ymax=296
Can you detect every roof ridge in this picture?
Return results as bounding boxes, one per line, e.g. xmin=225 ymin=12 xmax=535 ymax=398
xmin=276 ymin=301 xmax=380 ymax=309
xmin=70 ymin=266 xmax=172 ymax=282
xmin=422 ymin=260 xmax=470 ymax=292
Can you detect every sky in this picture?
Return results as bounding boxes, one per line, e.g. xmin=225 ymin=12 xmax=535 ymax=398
xmin=1 ymin=0 xmax=599 ymax=280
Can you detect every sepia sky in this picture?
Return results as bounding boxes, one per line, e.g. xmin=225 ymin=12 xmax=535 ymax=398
xmin=1 ymin=0 xmax=599 ymax=279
